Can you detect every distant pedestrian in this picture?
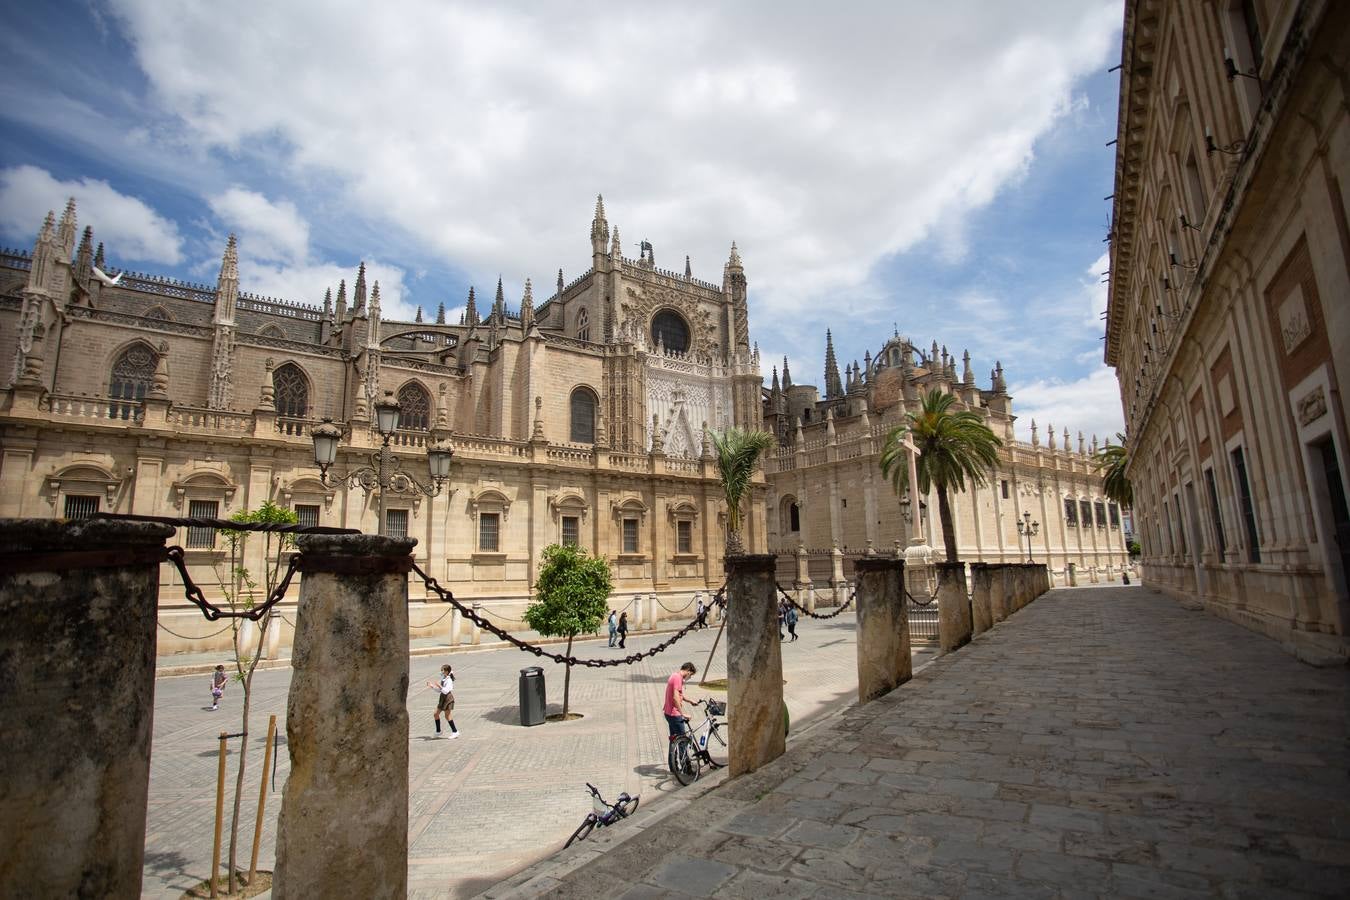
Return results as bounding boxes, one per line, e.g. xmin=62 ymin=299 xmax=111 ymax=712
xmin=209 ymin=665 xmax=227 ymax=711
xmin=617 ymin=611 xmax=629 ymax=649
xmin=695 ymin=597 xmax=707 ymax=629
xmin=426 ymin=664 xmax=460 ymax=739
xmin=778 ymin=600 xmax=786 ymax=640
xmin=786 ymin=604 xmax=799 ymax=641
xmin=607 ymin=609 xmax=618 ymax=647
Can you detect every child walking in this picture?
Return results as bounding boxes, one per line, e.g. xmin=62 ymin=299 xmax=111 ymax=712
xmin=427 ymin=664 xmax=460 ymax=739
xmin=209 ymin=665 xmax=227 ymax=711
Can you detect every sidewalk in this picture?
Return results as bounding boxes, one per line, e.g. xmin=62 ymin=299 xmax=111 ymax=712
xmin=486 ymin=586 xmax=1350 ymax=899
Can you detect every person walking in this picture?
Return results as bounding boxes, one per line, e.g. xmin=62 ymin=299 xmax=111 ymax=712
xmin=785 ymin=603 xmax=799 ymax=641
xmin=617 ymin=611 xmax=629 ymax=649
xmin=209 ymin=664 xmax=227 ymax=711
xmin=607 ymin=609 xmax=618 ymax=647
xmin=694 ymin=597 xmax=706 ymax=629
xmin=426 ymin=664 xmax=460 ymax=739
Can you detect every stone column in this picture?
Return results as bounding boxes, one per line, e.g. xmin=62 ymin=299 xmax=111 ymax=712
xmin=830 ymin=544 xmax=845 ymax=601
xmin=449 ymin=607 xmax=462 ymax=646
xmin=935 ymin=562 xmax=972 ymax=654
xmin=1067 ymin=561 xmax=1077 ymax=586
xmin=471 ymin=601 xmax=483 ymax=644
xmin=988 ymin=565 xmax=1008 ymax=623
xmin=0 ymin=518 xmax=172 ymax=899
xmin=969 ymin=563 xmax=993 ymax=635
xmin=853 ymin=558 xmax=910 ymax=702
xmin=725 ymin=554 xmax=785 ymax=776
xmin=274 ymin=534 xmax=414 ymax=900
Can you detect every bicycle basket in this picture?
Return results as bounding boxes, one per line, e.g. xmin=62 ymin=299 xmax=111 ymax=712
xmin=705 ymin=699 xmax=726 ymax=717
xmin=592 ymin=793 xmax=610 ymax=814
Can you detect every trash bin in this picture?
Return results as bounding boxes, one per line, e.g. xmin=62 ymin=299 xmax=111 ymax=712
xmin=519 ymin=666 xmax=546 ymax=726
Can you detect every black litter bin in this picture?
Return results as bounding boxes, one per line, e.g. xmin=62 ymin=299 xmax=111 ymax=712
xmin=519 ymin=666 xmax=546 ymax=726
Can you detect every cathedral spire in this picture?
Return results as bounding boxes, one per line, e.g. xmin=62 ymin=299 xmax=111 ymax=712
xmin=520 ymin=278 xmax=534 ymax=330
xmin=436 ymin=301 xmax=446 ymax=324
xmin=58 ymin=197 xmax=78 ymax=258
xmin=213 ymin=234 xmax=239 ymax=326
xmin=556 ymin=268 xmax=565 ymax=301
xmin=335 ymin=279 xmax=348 ymax=322
xmin=464 ymin=286 xmax=479 ymax=325
xmin=962 ymin=349 xmax=974 ymax=384
xmin=685 ymin=255 xmax=691 ymax=279
xmin=324 ymin=288 xmax=333 ymax=321
xmin=415 ymin=305 xmax=423 ymax=323
xmin=771 ymin=365 xmax=780 ymax=395
xmin=824 ymin=329 xmax=843 ymax=399
xmin=493 ymin=276 xmax=505 ymax=320
xmin=610 ymin=226 xmax=621 ymax=261
xmin=782 ymin=355 xmax=792 ymax=389
xmin=93 ymin=241 xmax=105 ymax=271
xmin=75 ymin=225 xmax=93 ymax=287
xmin=591 ymin=194 xmax=609 ymax=256
xmin=353 ymin=261 xmax=367 ymax=312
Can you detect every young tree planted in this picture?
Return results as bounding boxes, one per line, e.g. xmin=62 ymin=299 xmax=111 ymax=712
xmin=711 ymin=427 xmax=775 ymax=554
xmin=523 ymin=543 xmax=612 ymax=718
xmin=212 ymin=500 xmax=297 ymax=893
xmin=880 ymin=388 xmax=1002 ymax=563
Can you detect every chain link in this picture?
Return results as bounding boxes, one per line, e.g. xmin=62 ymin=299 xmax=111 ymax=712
xmin=411 ymin=562 xmax=723 ymax=668
xmin=165 ymin=546 xmax=300 ymax=622
xmin=777 ymin=583 xmax=855 ymax=619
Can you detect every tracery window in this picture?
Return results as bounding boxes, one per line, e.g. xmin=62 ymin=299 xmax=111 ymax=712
xmin=397 ymin=383 xmax=431 ymax=431
xmin=570 ymin=387 xmax=597 ymax=443
xmin=272 ymin=363 xmax=309 ymax=418
xmin=651 ymin=310 xmax=689 ymax=353
xmin=144 ymin=306 xmax=171 ymax=322
xmin=575 ymin=307 xmax=590 ymax=342
xmin=109 ymin=343 xmax=157 ymax=405
xmin=261 ymin=325 xmax=286 ymax=339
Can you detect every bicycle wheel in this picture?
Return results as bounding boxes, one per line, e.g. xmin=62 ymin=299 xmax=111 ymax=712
xmin=564 ymin=815 xmax=596 ymax=848
xmin=705 ymin=722 xmax=729 ymax=768
xmin=619 ymin=795 xmax=640 ymax=817
xmin=671 ymin=736 xmax=700 ymax=786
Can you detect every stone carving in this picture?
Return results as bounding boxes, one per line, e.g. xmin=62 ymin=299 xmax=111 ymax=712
xmin=621 ymin=284 xmax=716 ymax=357
xmin=1297 ymin=385 xmax=1327 ymax=426
xmin=1278 ymin=286 xmax=1312 ymax=354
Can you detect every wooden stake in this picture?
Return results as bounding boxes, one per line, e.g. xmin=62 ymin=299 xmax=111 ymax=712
xmin=211 ymin=731 xmax=227 ymax=899
xmin=249 ymin=715 xmax=277 ymax=882
xmin=699 ymin=614 xmax=728 ymax=686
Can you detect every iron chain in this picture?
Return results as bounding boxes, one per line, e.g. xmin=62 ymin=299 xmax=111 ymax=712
xmin=776 ymin=583 xmax=855 ymax=619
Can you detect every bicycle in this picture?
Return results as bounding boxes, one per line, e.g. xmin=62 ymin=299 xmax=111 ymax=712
xmin=563 ymin=782 xmax=640 ymax=848
xmin=668 ymin=697 xmax=728 ymax=786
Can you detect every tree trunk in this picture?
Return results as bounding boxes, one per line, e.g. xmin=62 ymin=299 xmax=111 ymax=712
xmin=936 ymin=484 xmax=958 ymax=563
xmin=562 ymin=634 xmax=573 ymax=718
xmin=227 ymin=618 xmax=267 ymax=894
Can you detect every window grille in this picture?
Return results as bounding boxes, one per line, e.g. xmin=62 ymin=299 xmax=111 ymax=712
xmin=295 ymin=504 xmax=320 ymax=529
xmin=622 ymin=518 xmax=639 ymax=553
xmin=1231 ymin=447 xmax=1260 ymax=563
xmin=479 ymin=512 xmax=500 ymax=552
xmin=1064 ymin=498 xmax=1078 ymax=526
xmin=1001 ymin=480 xmax=1009 ymax=500
xmin=561 ymin=515 xmax=579 ymax=547
xmin=1204 ymin=469 xmax=1226 ymax=555
xmin=273 ymin=364 xmax=309 ymax=418
xmin=385 ymin=509 xmax=409 ymax=540
xmin=1094 ymin=501 xmax=1107 ymax=528
xmin=397 ymin=383 xmax=431 ymax=431
xmin=1079 ymin=499 xmax=1092 ymax=527
xmin=570 ymin=389 xmax=596 ymax=443
xmin=676 ymin=520 xmax=692 ymax=554
xmin=650 ymin=311 xmax=690 ymax=353
xmin=187 ymin=499 xmax=219 ymax=549
xmin=1109 ymin=503 xmax=1121 ymax=530
xmin=64 ymin=494 xmax=99 ymax=519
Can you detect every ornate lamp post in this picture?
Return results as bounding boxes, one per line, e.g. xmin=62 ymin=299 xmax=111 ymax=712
xmin=311 ymin=391 xmax=455 ymax=536
xmin=1016 ymin=510 xmax=1040 ymax=563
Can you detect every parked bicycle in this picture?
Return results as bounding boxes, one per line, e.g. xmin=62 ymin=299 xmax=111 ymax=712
xmin=563 ymin=782 xmax=640 ymax=848
xmin=668 ymin=697 xmax=728 ymax=786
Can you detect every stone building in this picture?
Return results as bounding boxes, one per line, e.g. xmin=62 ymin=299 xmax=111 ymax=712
xmin=0 ymin=196 xmax=766 ymax=654
xmin=1104 ymin=0 xmax=1350 ymax=662
xmin=762 ymin=330 xmax=1130 ymax=588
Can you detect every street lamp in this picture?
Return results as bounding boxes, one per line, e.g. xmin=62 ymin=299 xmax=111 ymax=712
xmin=311 ymin=390 xmax=455 ymax=535
xmin=1016 ymin=510 xmax=1040 ymax=563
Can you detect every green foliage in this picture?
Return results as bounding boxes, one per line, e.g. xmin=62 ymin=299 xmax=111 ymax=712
xmin=711 ymin=427 xmax=775 ymax=547
xmin=880 ymin=388 xmax=1002 ymax=563
xmin=524 ymin=543 xmax=613 ymax=639
xmin=1128 ymin=539 xmax=1141 ymax=557
xmin=1092 ymin=433 xmax=1134 ymax=507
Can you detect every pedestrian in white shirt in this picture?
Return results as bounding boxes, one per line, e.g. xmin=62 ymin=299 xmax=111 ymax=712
xmin=426 ymin=664 xmax=460 ymax=739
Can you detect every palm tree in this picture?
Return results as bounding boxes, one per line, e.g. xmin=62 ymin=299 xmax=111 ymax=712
xmin=880 ymin=389 xmax=1002 ymax=563
xmin=1092 ymin=432 xmax=1133 ymax=507
xmin=711 ymin=427 xmax=775 ymax=554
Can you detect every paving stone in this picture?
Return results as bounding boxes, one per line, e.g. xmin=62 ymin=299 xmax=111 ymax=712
xmin=1028 ymin=803 xmax=1105 ymax=834
xmin=928 ymin=838 xmax=1014 ymax=875
xmin=718 ymin=869 xmax=818 ymax=900
xmin=781 ymin=820 xmax=861 ymax=849
xmin=1015 ymin=849 xmax=1111 ymax=890
xmin=645 ymin=855 xmax=739 ymax=897
xmin=720 ymin=811 xmax=792 ymax=839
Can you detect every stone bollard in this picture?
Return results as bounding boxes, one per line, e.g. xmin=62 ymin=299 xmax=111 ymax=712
xmin=725 ymin=554 xmax=785 ymax=776
xmin=1067 ymin=562 xmax=1078 ymax=587
xmin=935 ymin=562 xmax=972 ymax=654
xmin=450 ymin=607 xmax=462 ymax=646
xmin=0 ymin=518 xmax=173 ymax=899
xmin=274 ymin=534 xmax=414 ymax=900
xmin=1089 ymin=565 xmax=1099 ymax=584
xmin=969 ymin=563 xmax=993 ymax=635
xmin=651 ymin=593 xmax=660 ymax=630
xmin=854 ymin=558 xmax=910 ymax=702
xmin=806 ymin=584 xmax=817 ymax=613
xmin=471 ymin=601 xmax=483 ymax=644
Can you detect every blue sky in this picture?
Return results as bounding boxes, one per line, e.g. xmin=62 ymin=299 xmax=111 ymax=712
xmin=0 ymin=0 xmax=1126 ymax=443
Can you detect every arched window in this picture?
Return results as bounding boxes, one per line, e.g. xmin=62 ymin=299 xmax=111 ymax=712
xmin=109 ymin=342 xmax=157 ymax=402
xmin=397 ymin=382 xmax=431 ymax=431
xmin=651 ymin=310 xmax=689 ymax=353
xmin=575 ymin=307 xmax=590 ymax=342
xmin=790 ymin=503 xmax=800 ymax=532
xmin=273 ymin=363 xmax=308 ymax=418
xmin=144 ymin=306 xmax=171 ymax=322
xmin=261 ymin=325 xmax=286 ymax=339
xmin=570 ymin=387 xmax=597 ymax=443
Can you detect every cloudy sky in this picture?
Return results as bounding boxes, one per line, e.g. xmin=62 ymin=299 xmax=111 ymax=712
xmin=0 ymin=0 xmax=1126 ymax=443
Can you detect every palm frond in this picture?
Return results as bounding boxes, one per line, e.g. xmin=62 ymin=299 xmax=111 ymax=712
xmin=711 ymin=427 xmax=775 ymax=535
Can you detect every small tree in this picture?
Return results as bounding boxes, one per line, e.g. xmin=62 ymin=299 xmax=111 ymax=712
xmin=212 ymin=500 xmax=297 ymax=893
xmin=523 ymin=543 xmax=612 ymax=718
xmin=711 ymin=427 xmax=775 ymax=554
xmin=1092 ymin=432 xmax=1134 ymax=507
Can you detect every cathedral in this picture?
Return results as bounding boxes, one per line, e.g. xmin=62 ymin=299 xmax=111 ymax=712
xmin=761 ymin=330 xmax=1131 ymax=587
xmin=0 ymin=197 xmax=765 ymax=654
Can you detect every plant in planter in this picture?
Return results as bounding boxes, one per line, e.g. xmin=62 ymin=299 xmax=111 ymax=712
xmin=523 ymin=543 xmax=612 ymax=718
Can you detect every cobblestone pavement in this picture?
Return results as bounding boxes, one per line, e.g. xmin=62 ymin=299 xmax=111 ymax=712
xmin=142 ymin=604 xmax=931 ymax=898
xmin=491 ymin=586 xmax=1350 ymax=900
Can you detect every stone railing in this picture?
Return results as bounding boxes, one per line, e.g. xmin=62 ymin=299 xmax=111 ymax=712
xmin=43 ymin=393 xmax=142 ymax=423
xmin=382 ymin=428 xmax=427 ymax=449
xmin=546 ymin=443 xmax=593 ymax=466
xmin=453 ymin=434 xmax=529 ymax=459
xmin=276 ymin=416 xmax=317 ymax=437
xmin=663 ymin=456 xmax=701 ymax=475
xmin=170 ymin=406 xmax=254 ymax=434
xmin=609 ymin=451 xmax=649 ymax=472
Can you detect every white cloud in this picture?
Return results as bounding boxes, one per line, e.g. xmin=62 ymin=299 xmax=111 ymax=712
xmin=106 ymin=0 xmax=1121 ymax=310
xmin=236 ymin=258 xmax=415 ymax=322
xmin=1008 ymin=365 xmax=1124 ymax=446
xmin=208 ymin=187 xmax=309 ymax=264
xmin=0 ymin=164 xmax=182 ymax=263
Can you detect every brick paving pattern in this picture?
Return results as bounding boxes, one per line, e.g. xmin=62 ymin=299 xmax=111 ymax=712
xmin=142 ymin=604 xmax=928 ymax=898
xmin=496 ymin=586 xmax=1350 ymax=899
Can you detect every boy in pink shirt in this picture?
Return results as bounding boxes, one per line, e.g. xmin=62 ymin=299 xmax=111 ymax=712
xmin=663 ymin=662 xmax=697 ymax=737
